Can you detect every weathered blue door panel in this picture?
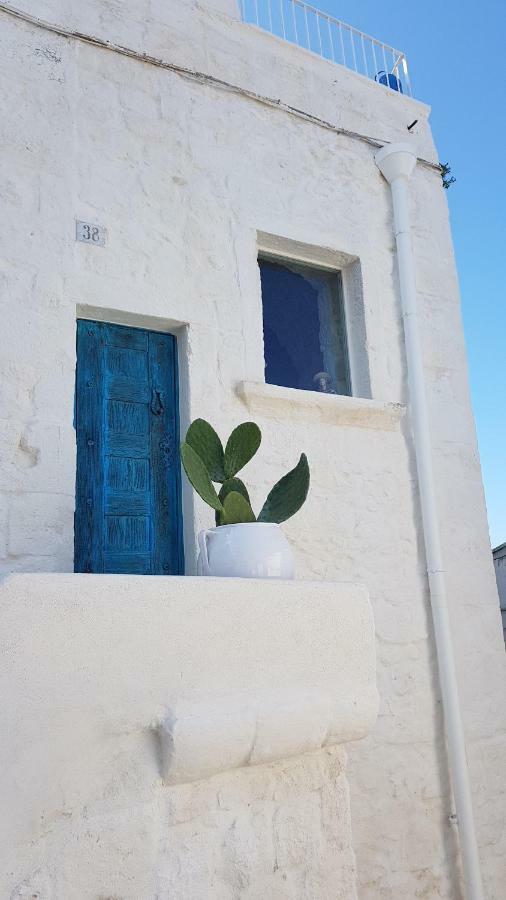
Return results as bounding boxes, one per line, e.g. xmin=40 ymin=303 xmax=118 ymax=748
xmin=74 ymin=320 xmax=184 ymax=575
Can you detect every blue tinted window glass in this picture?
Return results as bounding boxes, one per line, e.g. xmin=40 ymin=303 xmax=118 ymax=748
xmin=259 ymin=258 xmax=351 ymax=395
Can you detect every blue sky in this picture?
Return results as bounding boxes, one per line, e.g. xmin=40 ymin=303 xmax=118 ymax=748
xmin=317 ymin=0 xmax=506 ymax=547
xmin=248 ymin=0 xmax=506 ymax=545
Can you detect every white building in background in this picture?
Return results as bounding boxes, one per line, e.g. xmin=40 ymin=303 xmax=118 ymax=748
xmin=1 ymin=1 xmax=505 ymax=898
xmin=492 ymin=543 xmax=506 ymax=642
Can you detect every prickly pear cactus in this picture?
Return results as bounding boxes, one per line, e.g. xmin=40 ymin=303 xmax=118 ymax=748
xmin=180 ymin=419 xmax=309 ymax=526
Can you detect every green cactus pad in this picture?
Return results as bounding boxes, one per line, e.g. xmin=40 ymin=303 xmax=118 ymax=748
xmin=180 ymin=442 xmax=223 ymax=512
xmin=219 ymin=477 xmax=250 ymax=504
xmin=215 ymin=477 xmax=251 ymax=525
xmin=185 ymin=418 xmax=226 ymax=483
xmin=224 ymin=422 xmax=261 ymax=478
xmin=221 ymin=490 xmax=256 ymax=525
xmin=257 ymin=453 xmax=310 ymax=524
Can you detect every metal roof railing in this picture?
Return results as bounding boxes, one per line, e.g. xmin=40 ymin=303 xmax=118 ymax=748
xmin=239 ymin=0 xmax=412 ymax=97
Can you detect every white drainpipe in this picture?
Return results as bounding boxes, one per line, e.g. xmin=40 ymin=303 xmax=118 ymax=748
xmin=375 ymin=143 xmax=484 ymax=900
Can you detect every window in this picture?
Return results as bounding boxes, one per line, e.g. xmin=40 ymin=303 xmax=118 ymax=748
xmin=259 ymin=257 xmax=351 ymax=395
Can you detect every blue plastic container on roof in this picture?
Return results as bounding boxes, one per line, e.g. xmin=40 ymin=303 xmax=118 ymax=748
xmin=375 ymin=70 xmax=403 ymax=93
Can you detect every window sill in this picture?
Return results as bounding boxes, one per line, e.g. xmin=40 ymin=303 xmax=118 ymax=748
xmin=236 ymin=381 xmax=404 ymax=431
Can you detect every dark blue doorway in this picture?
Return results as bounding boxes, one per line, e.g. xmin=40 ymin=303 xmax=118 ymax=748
xmin=74 ymin=320 xmax=184 ymax=575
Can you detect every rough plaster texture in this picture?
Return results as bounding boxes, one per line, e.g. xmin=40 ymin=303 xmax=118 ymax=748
xmin=0 ymin=573 xmax=376 ymax=899
xmin=0 ymin=0 xmax=505 ymax=897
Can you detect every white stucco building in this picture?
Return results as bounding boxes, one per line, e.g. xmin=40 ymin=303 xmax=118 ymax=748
xmin=1 ymin=1 xmax=505 ymax=898
xmin=492 ymin=543 xmax=506 ymax=643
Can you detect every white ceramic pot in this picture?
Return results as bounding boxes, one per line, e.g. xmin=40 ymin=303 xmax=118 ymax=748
xmin=197 ymin=522 xmax=294 ymax=579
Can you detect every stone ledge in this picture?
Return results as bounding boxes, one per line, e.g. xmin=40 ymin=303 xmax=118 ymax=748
xmin=1 ymin=574 xmax=378 ymax=789
xmin=237 ymin=380 xmax=404 ymax=430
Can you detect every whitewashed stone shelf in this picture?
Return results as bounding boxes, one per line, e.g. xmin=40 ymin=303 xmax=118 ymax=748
xmin=0 ymin=573 xmax=378 ymax=896
xmin=1 ymin=574 xmax=377 ymax=783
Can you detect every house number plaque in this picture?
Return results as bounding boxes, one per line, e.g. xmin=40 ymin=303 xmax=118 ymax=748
xmin=76 ymin=220 xmax=107 ymax=247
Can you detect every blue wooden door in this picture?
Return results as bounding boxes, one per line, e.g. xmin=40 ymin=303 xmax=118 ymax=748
xmin=74 ymin=320 xmax=184 ymax=575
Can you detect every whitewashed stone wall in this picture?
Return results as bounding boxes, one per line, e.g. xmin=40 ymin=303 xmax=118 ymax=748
xmin=0 ymin=1 xmax=505 ymax=897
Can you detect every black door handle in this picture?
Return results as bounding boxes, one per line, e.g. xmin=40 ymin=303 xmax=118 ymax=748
xmin=150 ymin=389 xmax=164 ymax=416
